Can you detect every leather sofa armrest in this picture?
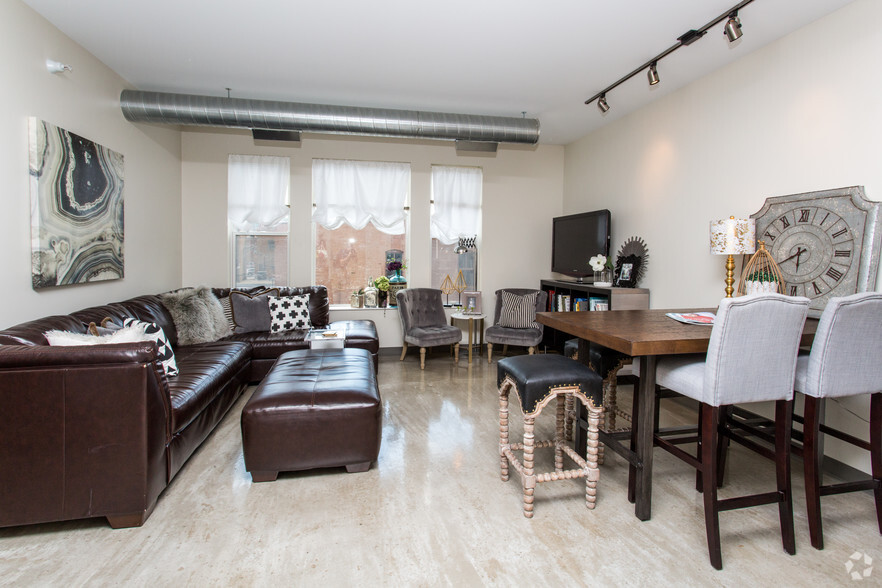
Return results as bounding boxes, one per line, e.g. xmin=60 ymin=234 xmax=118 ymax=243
xmin=0 ymin=343 xmax=171 ymax=528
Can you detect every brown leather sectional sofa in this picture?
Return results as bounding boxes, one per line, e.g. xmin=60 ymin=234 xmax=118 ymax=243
xmin=0 ymin=285 xmax=378 ymax=530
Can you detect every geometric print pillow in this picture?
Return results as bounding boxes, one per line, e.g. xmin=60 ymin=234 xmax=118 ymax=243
xmin=122 ymin=318 xmax=179 ymax=377
xmin=268 ymin=295 xmax=312 ymax=333
xmin=497 ymin=290 xmax=539 ymax=330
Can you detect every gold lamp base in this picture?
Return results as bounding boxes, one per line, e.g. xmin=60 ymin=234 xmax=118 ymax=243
xmin=724 ymin=254 xmax=736 ymax=298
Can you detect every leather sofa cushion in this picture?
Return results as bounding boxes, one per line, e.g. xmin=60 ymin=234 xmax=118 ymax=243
xmin=168 ymin=341 xmax=251 ymax=434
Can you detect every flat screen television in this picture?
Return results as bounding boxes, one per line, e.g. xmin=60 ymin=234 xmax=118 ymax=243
xmin=551 ymin=209 xmax=611 ymax=282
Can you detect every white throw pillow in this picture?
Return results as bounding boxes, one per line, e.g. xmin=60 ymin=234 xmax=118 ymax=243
xmin=45 ymin=323 xmax=149 ymax=346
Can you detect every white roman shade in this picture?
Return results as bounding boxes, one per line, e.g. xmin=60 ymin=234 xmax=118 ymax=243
xmin=227 ymin=155 xmax=290 ymax=232
xmin=430 ymin=165 xmax=482 ymax=245
xmin=312 ymin=159 xmax=410 ymax=235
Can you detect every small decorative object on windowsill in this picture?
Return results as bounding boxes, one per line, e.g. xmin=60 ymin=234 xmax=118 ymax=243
xmin=589 ymin=254 xmax=613 ymax=287
xmin=615 ymin=236 xmax=649 ymax=288
xmin=440 ymin=274 xmax=456 ymax=306
xmin=737 ymin=241 xmax=785 ymax=296
xmin=350 ymin=289 xmax=364 ymax=308
xmin=374 ymin=275 xmax=390 ymax=308
xmin=453 ymin=270 xmax=468 ymax=305
xmin=387 ymin=260 xmax=407 ymax=307
xmin=364 ymin=276 xmax=378 ymax=308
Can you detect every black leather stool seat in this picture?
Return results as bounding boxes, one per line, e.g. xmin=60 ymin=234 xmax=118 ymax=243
xmin=498 ymin=354 xmax=602 ymax=415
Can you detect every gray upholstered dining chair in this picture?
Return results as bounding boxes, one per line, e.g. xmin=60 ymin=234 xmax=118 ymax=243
xmin=794 ymin=292 xmax=882 ymax=550
xmin=485 ymin=289 xmax=548 ymax=362
xmin=652 ymin=293 xmax=810 ymax=570
xmin=396 ymin=288 xmax=461 ymax=369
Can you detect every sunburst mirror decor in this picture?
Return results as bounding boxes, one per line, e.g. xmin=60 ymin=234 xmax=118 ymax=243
xmin=615 ymin=237 xmax=649 ymax=288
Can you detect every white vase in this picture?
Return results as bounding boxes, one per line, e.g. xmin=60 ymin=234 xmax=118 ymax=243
xmin=594 ymin=269 xmax=612 ymax=287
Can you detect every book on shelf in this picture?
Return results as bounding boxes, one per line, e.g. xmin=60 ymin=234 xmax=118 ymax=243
xmin=588 ymin=296 xmax=607 ymax=311
xmin=547 ymin=289 xmax=555 ymax=311
xmin=594 ymin=301 xmax=609 ymax=311
xmin=573 ymin=297 xmax=588 ymax=311
xmin=666 ymin=312 xmax=715 ymax=325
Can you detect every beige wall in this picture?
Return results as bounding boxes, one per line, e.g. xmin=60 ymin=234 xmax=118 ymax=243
xmin=564 ymin=0 xmax=882 ymax=472
xmin=181 ymin=130 xmax=564 ymax=346
xmin=0 ymin=1 xmax=183 ymax=328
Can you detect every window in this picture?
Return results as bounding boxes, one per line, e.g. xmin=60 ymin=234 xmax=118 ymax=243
xmin=312 ymin=159 xmax=410 ymax=304
xmin=228 ymin=155 xmax=290 ymax=288
xmin=431 ymin=165 xmax=482 ymax=293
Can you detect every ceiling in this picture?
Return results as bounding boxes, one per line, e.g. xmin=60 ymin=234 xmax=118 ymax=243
xmin=23 ymin=0 xmax=857 ymax=145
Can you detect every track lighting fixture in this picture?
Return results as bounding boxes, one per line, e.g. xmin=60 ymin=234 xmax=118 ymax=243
xmin=647 ymin=62 xmax=660 ymax=86
xmin=724 ymin=13 xmax=743 ymax=42
xmin=585 ymin=0 xmax=755 ymax=111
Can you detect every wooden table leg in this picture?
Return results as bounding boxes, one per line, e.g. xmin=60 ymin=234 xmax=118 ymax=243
xmin=631 ymin=355 xmax=656 ymax=521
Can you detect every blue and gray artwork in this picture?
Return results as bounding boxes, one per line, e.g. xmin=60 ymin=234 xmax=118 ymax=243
xmin=29 ymin=118 xmax=124 ymax=289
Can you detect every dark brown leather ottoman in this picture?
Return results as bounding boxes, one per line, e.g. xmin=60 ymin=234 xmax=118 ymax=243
xmin=241 ymin=348 xmax=381 ymax=482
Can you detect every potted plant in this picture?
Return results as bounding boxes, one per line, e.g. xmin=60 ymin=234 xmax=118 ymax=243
xmin=374 ymin=275 xmax=391 ymax=307
xmin=743 ymin=270 xmax=779 ymax=295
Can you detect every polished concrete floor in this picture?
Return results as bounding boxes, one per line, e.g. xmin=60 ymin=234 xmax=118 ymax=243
xmin=1 ymin=351 xmax=879 ymax=586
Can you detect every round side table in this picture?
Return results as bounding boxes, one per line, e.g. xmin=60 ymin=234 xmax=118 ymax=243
xmin=450 ymin=312 xmax=487 ymax=364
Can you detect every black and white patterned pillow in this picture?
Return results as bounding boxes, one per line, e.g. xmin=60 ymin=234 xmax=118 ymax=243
xmin=123 ymin=318 xmax=179 ymax=376
xmin=497 ymin=291 xmax=539 ymax=329
xmin=268 ymin=295 xmax=312 ymax=333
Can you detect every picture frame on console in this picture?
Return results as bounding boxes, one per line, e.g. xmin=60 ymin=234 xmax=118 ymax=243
xmin=463 ymin=291 xmax=482 ymax=314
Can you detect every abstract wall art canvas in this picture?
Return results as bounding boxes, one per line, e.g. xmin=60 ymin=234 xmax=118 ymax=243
xmin=29 ymin=118 xmax=124 ymax=289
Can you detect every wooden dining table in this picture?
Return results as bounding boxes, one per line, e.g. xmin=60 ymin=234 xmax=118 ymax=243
xmin=537 ymin=308 xmax=818 ymax=521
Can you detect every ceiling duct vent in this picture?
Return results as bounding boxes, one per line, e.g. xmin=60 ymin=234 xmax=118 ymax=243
xmin=119 ymin=90 xmax=540 ymax=146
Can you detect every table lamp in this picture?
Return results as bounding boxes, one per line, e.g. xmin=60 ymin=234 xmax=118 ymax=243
xmin=709 ymin=216 xmax=756 ymax=297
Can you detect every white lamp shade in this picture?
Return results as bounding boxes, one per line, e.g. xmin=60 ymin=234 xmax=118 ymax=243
xmin=710 ymin=217 xmax=756 ymax=255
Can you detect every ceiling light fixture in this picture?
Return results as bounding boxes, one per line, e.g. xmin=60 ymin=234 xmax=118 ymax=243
xmin=724 ymin=13 xmax=743 ymax=42
xmin=585 ymin=0 xmax=756 ymax=111
xmin=647 ymin=62 xmax=660 ymax=86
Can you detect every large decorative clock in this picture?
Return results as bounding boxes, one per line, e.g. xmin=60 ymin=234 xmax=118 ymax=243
xmin=751 ymin=186 xmax=882 ymax=316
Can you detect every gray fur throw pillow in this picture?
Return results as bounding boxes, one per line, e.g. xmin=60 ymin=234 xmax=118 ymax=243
xmin=160 ymin=287 xmax=232 ymax=345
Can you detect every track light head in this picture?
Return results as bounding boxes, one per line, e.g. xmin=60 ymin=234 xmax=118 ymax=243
xmin=724 ymin=13 xmax=743 ymax=42
xmin=647 ymin=63 xmax=660 ymax=86
xmin=597 ymin=94 xmax=610 ymax=113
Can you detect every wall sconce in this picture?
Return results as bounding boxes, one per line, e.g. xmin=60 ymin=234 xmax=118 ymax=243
xmin=710 ymin=216 xmax=756 ymax=297
xmin=46 ymin=59 xmax=72 ymax=74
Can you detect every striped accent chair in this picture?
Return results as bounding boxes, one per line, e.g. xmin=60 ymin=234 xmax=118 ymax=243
xmin=486 ymin=289 xmax=547 ymax=362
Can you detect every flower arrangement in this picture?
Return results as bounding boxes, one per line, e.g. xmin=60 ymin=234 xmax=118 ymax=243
xmin=386 ymin=260 xmax=407 ymax=273
xmin=588 ymin=254 xmax=612 ymax=272
xmin=374 ymin=275 xmax=390 ymax=292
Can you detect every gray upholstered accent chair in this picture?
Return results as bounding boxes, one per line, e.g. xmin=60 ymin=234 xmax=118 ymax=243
xmin=653 ymin=293 xmax=810 ymax=570
xmin=396 ymin=288 xmax=461 ymax=369
xmin=485 ymin=289 xmax=548 ymax=363
xmin=794 ymin=292 xmax=882 ymax=550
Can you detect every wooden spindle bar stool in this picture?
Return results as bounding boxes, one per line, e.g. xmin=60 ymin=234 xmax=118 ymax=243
xmin=498 ymin=354 xmax=604 ymax=518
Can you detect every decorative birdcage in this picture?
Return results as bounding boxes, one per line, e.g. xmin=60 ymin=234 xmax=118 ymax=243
xmin=737 ymin=240 xmax=785 ymax=296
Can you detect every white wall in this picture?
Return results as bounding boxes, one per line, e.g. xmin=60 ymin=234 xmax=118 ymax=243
xmin=564 ymin=0 xmax=882 ymax=472
xmin=181 ymin=130 xmax=564 ymax=346
xmin=0 ymin=1 xmax=183 ymax=328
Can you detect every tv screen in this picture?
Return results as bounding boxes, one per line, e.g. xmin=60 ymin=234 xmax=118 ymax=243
xmin=552 ymin=210 xmax=611 ymax=281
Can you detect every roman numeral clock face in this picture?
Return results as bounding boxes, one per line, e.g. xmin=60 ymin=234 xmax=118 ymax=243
xmin=752 ymin=188 xmax=882 ymax=316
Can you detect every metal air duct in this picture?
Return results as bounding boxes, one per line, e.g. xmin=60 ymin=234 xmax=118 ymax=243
xmin=119 ymin=90 xmax=540 ymax=146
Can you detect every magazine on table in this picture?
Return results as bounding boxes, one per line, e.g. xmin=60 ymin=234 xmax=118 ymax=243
xmin=665 ymin=312 xmax=715 ymax=325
